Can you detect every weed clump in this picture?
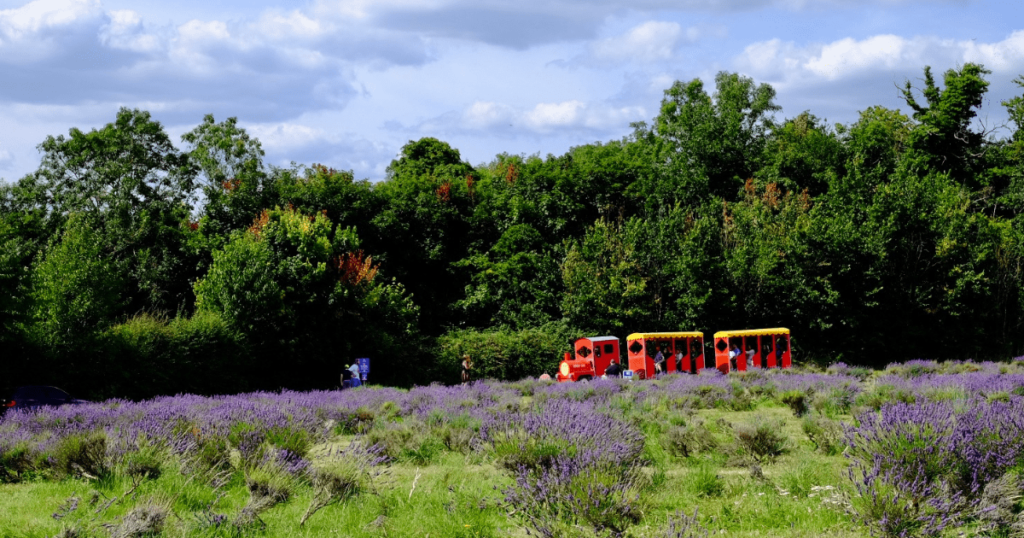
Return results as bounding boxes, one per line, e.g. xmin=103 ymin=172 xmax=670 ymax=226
xmin=234 ymin=460 xmax=295 ymax=529
xmin=52 ymin=432 xmax=108 ymax=479
xmin=0 ymin=442 xmax=35 ymax=482
xmin=735 ymin=417 xmax=788 ymax=463
xmin=109 ymin=501 xmax=169 ymax=538
xmin=662 ymin=421 xmax=718 ymax=459
xmin=779 ymin=390 xmax=809 ymax=417
xmin=802 ymin=415 xmax=844 ymax=455
xmin=688 ymin=463 xmax=725 ymax=498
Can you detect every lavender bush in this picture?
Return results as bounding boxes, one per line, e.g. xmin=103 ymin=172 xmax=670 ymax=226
xmin=846 ymin=398 xmax=1024 ymax=536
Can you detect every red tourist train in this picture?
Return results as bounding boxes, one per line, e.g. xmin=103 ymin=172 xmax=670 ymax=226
xmin=556 ymin=328 xmax=792 ymax=382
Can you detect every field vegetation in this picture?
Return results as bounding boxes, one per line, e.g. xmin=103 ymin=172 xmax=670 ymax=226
xmin=5 ymin=359 xmax=1024 ymax=538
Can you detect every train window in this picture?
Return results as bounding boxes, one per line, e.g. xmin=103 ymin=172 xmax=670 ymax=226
xmin=715 ymin=339 xmax=728 ymax=352
xmin=578 ymin=346 xmax=592 ymax=358
xmin=629 ymin=341 xmax=643 ymax=354
xmin=594 ymin=346 xmax=602 ymax=357
xmin=604 ymin=344 xmax=614 ymax=354
xmin=691 ymin=340 xmax=703 ymax=358
xmin=777 ymin=337 xmax=789 ymax=353
xmin=745 ymin=336 xmax=757 ymax=351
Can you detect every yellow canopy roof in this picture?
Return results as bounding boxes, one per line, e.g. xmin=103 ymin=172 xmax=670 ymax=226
xmin=627 ymin=332 xmax=703 ymax=341
xmin=713 ymin=328 xmax=790 ymax=338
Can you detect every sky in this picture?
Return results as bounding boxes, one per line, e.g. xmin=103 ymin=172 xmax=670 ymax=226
xmin=0 ymin=0 xmax=1022 ymax=182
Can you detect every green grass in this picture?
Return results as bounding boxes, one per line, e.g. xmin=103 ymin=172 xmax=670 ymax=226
xmin=0 ymin=405 xmax=866 ymax=538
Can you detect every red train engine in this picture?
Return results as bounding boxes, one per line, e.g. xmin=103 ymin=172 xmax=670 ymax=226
xmin=557 ymin=336 xmax=621 ymax=382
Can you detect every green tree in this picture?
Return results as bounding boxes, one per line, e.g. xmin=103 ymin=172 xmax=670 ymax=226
xmin=640 ymin=71 xmax=780 ymax=206
xmin=183 ymin=115 xmax=278 ymax=240
xmin=31 ymin=214 xmax=124 ymax=349
xmin=755 ymin=111 xmax=846 ymax=196
xmin=561 ymin=219 xmax=649 ymax=334
xmin=11 ymin=108 xmax=201 ymax=316
xmin=372 ymin=138 xmax=477 ymax=334
xmin=456 ymin=224 xmax=562 ymax=329
xmin=194 ymin=206 xmax=419 ymax=388
xmin=900 ymin=63 xmax=992 ymax=188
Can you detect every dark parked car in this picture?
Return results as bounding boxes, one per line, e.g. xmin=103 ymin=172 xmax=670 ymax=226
xmin=1 ymin=386 xmax=87 ymax=416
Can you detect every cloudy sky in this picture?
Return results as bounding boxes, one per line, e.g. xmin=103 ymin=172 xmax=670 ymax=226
xmin=1 ymin=0 xmax=1022 ymax=181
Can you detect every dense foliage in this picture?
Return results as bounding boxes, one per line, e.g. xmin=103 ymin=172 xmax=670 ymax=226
xmin=2 ymin=65 xmax=1024 ymax=398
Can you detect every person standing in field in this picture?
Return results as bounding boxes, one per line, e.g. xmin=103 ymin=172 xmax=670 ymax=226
xmin=349 ymin=363 xmax=362 ymax=387
xmin=461 ymin=355 xmax=472 ymax=385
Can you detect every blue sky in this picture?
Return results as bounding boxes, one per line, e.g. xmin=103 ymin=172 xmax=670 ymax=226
xmin=1 ymin=0 xmax=1022 ymax=181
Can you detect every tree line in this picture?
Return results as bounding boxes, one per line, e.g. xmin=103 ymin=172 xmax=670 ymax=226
xmin=2 ymin=64 xmax=1023 ymax=399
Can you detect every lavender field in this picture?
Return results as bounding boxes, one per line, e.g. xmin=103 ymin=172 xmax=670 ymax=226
xmin=4 ymin=360 xmax=1024 ymax=537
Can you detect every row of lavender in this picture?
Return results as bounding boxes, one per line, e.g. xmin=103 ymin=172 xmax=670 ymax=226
xmin=3 ymin=361 xmax=1024 ymax=537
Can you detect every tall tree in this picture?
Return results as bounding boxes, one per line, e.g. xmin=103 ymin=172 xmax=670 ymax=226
xmin=640 ymin=71 xmax=780 ymax=206
xmin=194 ymin=206 xmax=419 ymax=388
xmin=900 ymin=63 xmax=992 ymax=188
xmin=12 ymin=108 xmax=201 ymax=316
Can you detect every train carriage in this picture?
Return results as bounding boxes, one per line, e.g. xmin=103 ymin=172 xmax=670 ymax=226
xmin=625 ymin=332 xmax=705 ymax=380
xmin=712 ymin=328 xmax=792 ymax=373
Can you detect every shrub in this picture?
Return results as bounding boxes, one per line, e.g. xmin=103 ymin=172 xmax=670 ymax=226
xmin=110 ymin=501 xmax=169 ymax=538
xmin=364 ymin=421 xmax=443 ymax=465
xmin=663 ymin=422 xmax=718 ymax=459
xmin=735 ymin=417 xmax=788 ymax=463
xmin=811 ymin=384 xmax=858 ymax=416
xmin=728 ymin=386 xmax=755 ymax=411
xmin=856 ymin=384 xmax=916 ymax=410
xmin=802 ymin=415 xmax=844 ymax=456
xmin=300 ymin=444 xmax=385 ymax=527
xmin=694 ymin=385 xmax=728 ymax=408
xmin=974 ymin=472 xmax=1024 ymax=536
xmin=436 ymin=321 xmax=580 ymax=382
xmin=52 ymin=432 xmax=108 ymax=479
xmin=121 ymin=443 xmax=163 ymax=480
xmin=235 ymin=459 xmax=295 ymax=528
xmin=99 ymin=311 xmax=246 ymax=399
xmin=846 ymin=399 xmax=1024 ymax=537
xmin=493 ymin=399 xmax=648 ymax=538
xmin=265 ymin=426 xmax=311 ymax=458
xmin=779 ymin=390 xmax=808 ymax=417
xmin=0 ymin=442 xmax=35 ymax=482
xmin=493 ymin=430 xmax=574 ymax=473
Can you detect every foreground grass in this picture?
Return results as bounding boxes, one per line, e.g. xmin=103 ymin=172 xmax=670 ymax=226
xmin=0 ymin=404 xmax=864 ymax=538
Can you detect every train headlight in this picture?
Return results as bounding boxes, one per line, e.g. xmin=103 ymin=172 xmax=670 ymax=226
xmin=559 ymin=362 xmax=570 ymax=377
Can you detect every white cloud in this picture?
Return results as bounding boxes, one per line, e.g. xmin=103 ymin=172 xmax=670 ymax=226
xmin=246 ymin=122 xmax=326 ymax=150
xmin=0 ymin=0 xmax=104 ymax=63
xmin=590 ymin=21 xmax=686 ymax=64
xmin=526 ymin=100 xmax=586 ymax=129
xmin=461 ymin=101 xmax=516 ymax=129
xmin=99 ymin=10 xmax=160 ymax=53
xmin=962 ymin=30 xmax=1024 ymax=72
xmin=417 ymin=99 xmax=647 ymax=135
xmin=737 ymin=31 xmax=1024 ymax=87
xmin=243 ymin=120 xmax=395 ymax=177
xmin=0 ymin=0 xmax=99 ymax=37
